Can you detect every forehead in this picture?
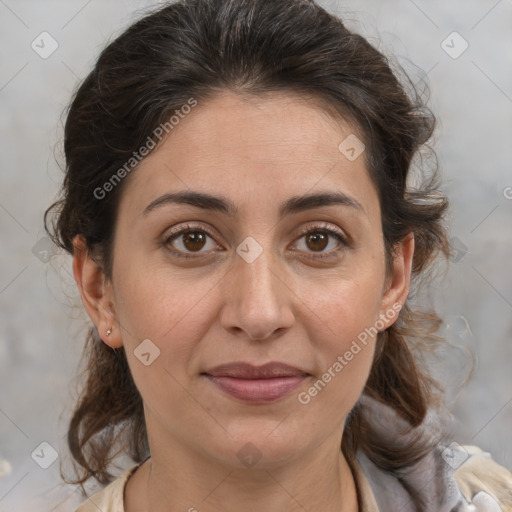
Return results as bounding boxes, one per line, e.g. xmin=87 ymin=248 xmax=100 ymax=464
xmin=118 ymin=90 xmax=379 ymax=221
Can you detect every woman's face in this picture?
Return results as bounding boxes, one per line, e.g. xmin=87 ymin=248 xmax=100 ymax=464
xmin=78 ymin=90 xmax=412 ymax=470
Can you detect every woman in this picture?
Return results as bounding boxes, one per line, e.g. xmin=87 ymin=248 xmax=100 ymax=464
xmin=45 ymin=0 xmax=512 ymax=510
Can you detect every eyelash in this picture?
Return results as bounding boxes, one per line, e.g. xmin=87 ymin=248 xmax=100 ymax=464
xmin=163 ymin=222 xmax=349 ymax=260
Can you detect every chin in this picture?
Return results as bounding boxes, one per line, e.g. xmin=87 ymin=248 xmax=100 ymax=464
xmin=203 ymin=421 xmax=314 ymax=470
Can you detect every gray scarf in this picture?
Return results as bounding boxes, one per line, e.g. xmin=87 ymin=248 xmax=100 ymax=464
xmin=355 ymin=395 xmax=497 ymax=512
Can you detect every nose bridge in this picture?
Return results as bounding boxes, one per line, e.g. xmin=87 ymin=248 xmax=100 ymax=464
xmin=239 ymin=238 xmax=278 ymax=297
xmin=220 ymin=234 xmax=294 ymax=340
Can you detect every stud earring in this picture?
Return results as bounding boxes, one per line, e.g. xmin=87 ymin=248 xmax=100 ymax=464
xmin=106 ymin=328 xmax=112 ymax=336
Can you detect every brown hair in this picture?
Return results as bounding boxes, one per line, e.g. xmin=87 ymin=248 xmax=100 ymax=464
xmin=45 ymin=0 xmax=450 ymax=491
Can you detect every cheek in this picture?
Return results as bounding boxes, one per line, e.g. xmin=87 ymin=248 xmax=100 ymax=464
xmin=112 ymin=272 xmax=211 ymax=419
xmin=111 ymin=260 xmax=219 ymax=398
xmin=296 ymin=264 xmax=386 ymax=409
xmin=308 ymin=263 xmax=385 ymax=345
xmin=113 ymin=254 xmax=215 ymax=343
xmin=318 ymin=306 xmax=378 ymax=382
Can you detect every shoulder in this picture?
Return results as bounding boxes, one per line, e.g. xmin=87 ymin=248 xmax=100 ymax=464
xmin=451 ymin=444 xmax=512 ymax=511
xmin=356 ymin=441 xmax=512 ymax=512
xmin=356 ymin=396 xmax=512 ymax=510
xmin=74 ymin=464 xmax=140 ymax=512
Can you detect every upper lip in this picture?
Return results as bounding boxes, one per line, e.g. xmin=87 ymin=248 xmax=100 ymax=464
xmin=203 ymin=362 xmax=309 ymax=379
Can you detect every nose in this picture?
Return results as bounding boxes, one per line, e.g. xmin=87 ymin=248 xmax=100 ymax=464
xmin=219 ymin=242 xmax=295 ymax=342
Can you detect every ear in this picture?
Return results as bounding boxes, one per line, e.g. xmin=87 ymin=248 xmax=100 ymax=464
xmin=377 ymin=232 xmax=414 ymax=330
xmin=72 ymin=234 xmax=123 ymax=348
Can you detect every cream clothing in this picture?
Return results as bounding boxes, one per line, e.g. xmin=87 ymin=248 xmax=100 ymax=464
xmin=75 ymin=444 xmax=512 ymax=512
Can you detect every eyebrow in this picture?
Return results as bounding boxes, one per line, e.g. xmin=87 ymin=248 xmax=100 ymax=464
xmin=142 ymin=190 xmax=363 ymax=218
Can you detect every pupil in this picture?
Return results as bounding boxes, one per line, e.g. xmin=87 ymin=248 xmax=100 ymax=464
xmin=184 ymin=232 xmax=205 ymax=251
xmin=307 ymin=233 xmax=327 ymax=251
xmin=181 ymin=231 xmax=329 ymax=253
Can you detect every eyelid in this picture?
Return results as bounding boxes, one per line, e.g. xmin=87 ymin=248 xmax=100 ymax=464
xmin=164 ymin=222 xmax=218 ymax=241
xmin=162 ymin=223 xmax=222 ymax=259
xmin=291 ymin=222 xmax=350 ymax=260
xmin=162 ymin=221 xmax=350 ymax=259
xmin=294 ymin=222 xmax=349 ymax=245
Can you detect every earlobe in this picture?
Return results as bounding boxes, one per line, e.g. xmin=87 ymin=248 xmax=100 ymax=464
xmin=378 ymin=233 xmax=415 ymax=330
xmin=72 ymin=235 xmax=123 ymax=348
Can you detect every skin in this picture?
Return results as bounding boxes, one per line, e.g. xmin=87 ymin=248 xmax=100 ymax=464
xmin=73 ymin=90 xmax=414 ymax=512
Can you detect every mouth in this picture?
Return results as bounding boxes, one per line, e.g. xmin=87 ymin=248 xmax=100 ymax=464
xmin=202 ymin=362 xmax=310 ymax=404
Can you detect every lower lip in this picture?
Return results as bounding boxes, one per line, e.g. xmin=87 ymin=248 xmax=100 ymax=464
xmin=205 ymin=375 xmax=308 ymax=404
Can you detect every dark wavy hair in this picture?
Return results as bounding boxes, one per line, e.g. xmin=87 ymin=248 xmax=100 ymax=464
xmin=45 ymin=0 xmax=450 ymax=492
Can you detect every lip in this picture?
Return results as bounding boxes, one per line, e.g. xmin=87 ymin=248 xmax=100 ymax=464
xmin=202 ymin=362 xmax=309 ymax=404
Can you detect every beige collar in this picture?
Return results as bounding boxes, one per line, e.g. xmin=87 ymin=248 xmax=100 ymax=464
xmin=349 ymin=456 xmax=380 ymax=512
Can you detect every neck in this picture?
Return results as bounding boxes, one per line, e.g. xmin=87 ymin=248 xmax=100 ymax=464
xmin=126 ymin=425 xmax=359 ymax=512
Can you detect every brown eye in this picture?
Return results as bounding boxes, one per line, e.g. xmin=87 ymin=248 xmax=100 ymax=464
xmin=180 ymin=231 xmax=207 ymax=252
xmin=164 ymin=224 xmax=220 ymax=259
xmin=294 ymin=225 xmax=349 ymax=260
xmin=304 ymin=232 xmax=329 ymax=252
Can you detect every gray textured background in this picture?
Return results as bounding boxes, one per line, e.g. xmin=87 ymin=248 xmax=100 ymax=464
xmin=1 ymin=0 xmax=511 ymax=510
